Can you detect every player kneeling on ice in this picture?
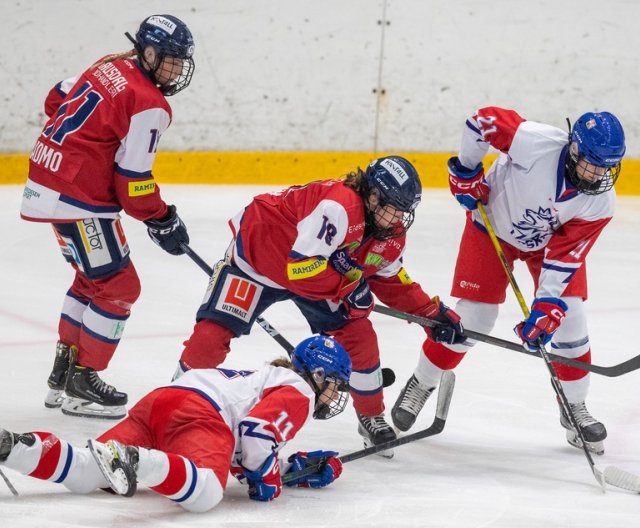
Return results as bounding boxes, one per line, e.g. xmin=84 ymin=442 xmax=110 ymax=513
xmin=392 ymin=107 xmax=625 ymax=457
xmin=21 ymin=14 xmax=195 ymax=419
xmin=0 ymin=336 xmax=350 ymax=512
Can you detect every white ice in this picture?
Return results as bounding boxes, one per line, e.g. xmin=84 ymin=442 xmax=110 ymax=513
xmin=2 ymin=185 xmax=639 ymax=527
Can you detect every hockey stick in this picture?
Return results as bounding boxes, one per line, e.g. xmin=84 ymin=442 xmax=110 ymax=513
xmin=0 ymin=468 xmax=18 ymax=497
xmin=372 ymin=305 xmax=640 ymax=377
xmin=178 ymin=242 xmax=396 ymax=387
xmin=282 ymin=370 xmax=455 ymax=484
xmin=477 ymin=202 xmax=640 ymax=492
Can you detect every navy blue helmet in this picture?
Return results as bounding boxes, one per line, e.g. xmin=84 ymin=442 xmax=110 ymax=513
xmin=127 ymin=15 xmax=195 ymax=96
xmin=292 ymin=335 xmax=351 ymax=420
xmin=363 ymin=156 xmax=422 ymax=240
xmin=566 ymin=112 xmax=625 ymax=195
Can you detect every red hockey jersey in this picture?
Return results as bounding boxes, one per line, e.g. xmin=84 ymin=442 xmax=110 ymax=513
xmin=21 ymin=57 xmax=170 ymax=223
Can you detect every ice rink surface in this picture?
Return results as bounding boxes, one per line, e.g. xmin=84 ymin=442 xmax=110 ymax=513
xmin=1 ymin=184 xmax=639 ymax=527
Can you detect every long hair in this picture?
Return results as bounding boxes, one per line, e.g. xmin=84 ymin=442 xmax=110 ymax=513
xmin=90 ymin=49 xmax=137 ymax=70
xmin=343 ymin=167 xmax=367 ymax=197
xmin=270 ymin=357 xmax=294 ymax=370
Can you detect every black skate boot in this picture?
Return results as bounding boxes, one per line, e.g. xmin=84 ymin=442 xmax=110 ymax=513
xmin=0 ymin=429 xmax=36 ymax=461
xmin=44 ymin=341 xmax=72 ymax=409
xmin=88 ymin=439 xmax=139 ymax=497
xmin=357 ymin=413 xmax=397 ymax=459
xmin=559 ymin=400 xmax=607 ymax=455
xmin=62 ymin=362 xmax=128 ymax=420
xmin=391 ymin=375 xmax=436 ymax=432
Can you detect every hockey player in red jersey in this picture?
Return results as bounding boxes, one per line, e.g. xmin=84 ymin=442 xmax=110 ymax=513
xmin=0 ymin=335 xmax=349 ymax=511
xmin=20 ymin=15 xmax=195 ymax=419
xmin=392 ymin=107 xmax=625 ymax=456
xmin=178 ymin=156 xmax=465 ymax=454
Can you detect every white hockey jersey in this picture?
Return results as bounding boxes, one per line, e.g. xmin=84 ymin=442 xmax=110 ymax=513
xmin=460 ymin=107 xmax=614 ymax=298
xmin=168 ymin=366 xmax=315 ymax=472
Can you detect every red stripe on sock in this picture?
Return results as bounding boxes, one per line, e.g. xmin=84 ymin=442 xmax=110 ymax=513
xmin=552 ymin=350 xmax=591 ymax=381
xmin=29 ymin=432 xmax=62 ymax=480
xmin=422 ymin=340 xmax=466 ymax=370
xmin=151 ymin=453 xmax=188 ymax=496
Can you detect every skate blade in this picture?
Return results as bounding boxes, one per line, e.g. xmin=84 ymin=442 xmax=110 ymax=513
xmin=362 ymin=436 xmax=394 ymax=459
xmin=88 ymin=440 xmax=133 ymax=496
xmin=44 ymin=389 xmax=65 ymax=409
xmin=566 ymin=430 xmax=604 ymax=456
xmin=61 ymin=397 xmax=126 ymax=420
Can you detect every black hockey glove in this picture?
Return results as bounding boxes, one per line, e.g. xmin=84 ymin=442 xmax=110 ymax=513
xmin=144 ymin=204 xmax=189 ymax=255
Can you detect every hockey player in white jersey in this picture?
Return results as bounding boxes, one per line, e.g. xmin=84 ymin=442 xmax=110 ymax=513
xmin=392 ymin=107 xmax=625 ymax=455
xmin=0 ymin=336 xmax=350 ymax=511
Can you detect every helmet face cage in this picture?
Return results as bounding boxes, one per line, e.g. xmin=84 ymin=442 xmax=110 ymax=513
xmin=132 ymin=15 xmax=195 ymax=96
xmin=566 ymin=112 xmax=625 ymax=195
xmin=307 ymin=368 xmax=350 ymax=420
xmin=363 ymin=156 xmax=421 ymax=240
xmin=565 ymin=148 xmax=620 ymax=195
xmin=291 ymin=336 xmax=352 ymax=420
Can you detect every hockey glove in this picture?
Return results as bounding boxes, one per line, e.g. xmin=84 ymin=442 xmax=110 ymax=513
xmin=284 ymin=450 xmax=343 ymax=489
xmin=242 ymin=452 xmax=282 ymax=502
xmin=144 ymin=204 xmax=189 ymax=256
xmin=448 ymin=156 xmax=490 ymax=211
xmin=514 ymin=297 xmax=568 ymax=350
xmin=329 ymin=248 xmax=363 ymax=282
xmin=340 ymin=279 xmax=374 ymax=320
xmin=423 ymin=297 xmax=466 ymax=345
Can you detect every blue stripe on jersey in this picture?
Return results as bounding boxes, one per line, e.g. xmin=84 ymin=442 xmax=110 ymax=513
xmin=165 ymin=386 xmax=222 ymax=412
xmin=54 ymin=444 xmax=73 ymax=483
xmin=115 ymin=164 xmax=152 ymax=179
xmin=58 ymin=194 xmax=122 ymax=213
xmin=239 ymin=420 xmax=277 ymax=443
xmin=465 ymin=118 xmax=481 ymax=135
xmin=541 ymin=263 xmax=578 ymax=283
xmin=173 ymin=460 xmax=198 ymax=503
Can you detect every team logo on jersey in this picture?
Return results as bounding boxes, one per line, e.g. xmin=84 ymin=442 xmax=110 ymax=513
xmin=510 ymin=207 xmax=559 ymax=249
xmin=216 ymin=275 xmax=263 ymax=322
xmin=128 ymin=180 xmax=156 ymax=197
xmin=287 ymin=258 xmax=328 ymax=280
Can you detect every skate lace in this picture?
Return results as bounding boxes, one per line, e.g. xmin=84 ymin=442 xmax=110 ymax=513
xmin=361 ymin=414 xmax=392 ymax=434
xmin=399 ymin=377 xmax=433 ymax=413
xmin=569 ymin=402 xmax=598 ymax=427
xmin=89 ymin=371 xmax=116 ymax=395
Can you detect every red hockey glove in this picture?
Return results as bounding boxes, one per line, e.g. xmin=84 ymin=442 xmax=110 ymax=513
xmin=514 ymin=297 xmax=568 ymax=350
xmin=423 ymin=297 xmax=465 ymax=345
xmin=284 ymin=450 xmax=342 ymax=489
xmin=448 ymin=156 xmax=490 ymax=211
xmin=340 ymin=279 xmax=374 ymax=320
xmin=242 ymin=452 xmax=282 ymax=502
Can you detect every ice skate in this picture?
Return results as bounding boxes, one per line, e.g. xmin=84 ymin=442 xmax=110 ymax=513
xmin=391 ymin=375 xmax=435 ymax=432
xmin=559 ymin=400 xmax=607 ymax=456
xmin=88 ymin=439 xmax=139 ymax=497
xmin=62 ymin=364 xmax=128 ymax=420
xmin=44 ymin=341 xmax=72 ymax=408
xmin=356 ymin=412 xmax=397 ymax=459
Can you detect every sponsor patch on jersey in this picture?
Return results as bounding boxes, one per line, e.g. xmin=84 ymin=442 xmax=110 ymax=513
xmin=364 ymin=253 xmax=384 ymax=267
xmin=380 ymin=158 xmax=409 ymax=185
xmin=397 ymin=267 xmax=413 ymax=284
xmin=77 ymin=219 xmax=112 ymax=268
xmin=112 ymin=218 xmax=130 ymax=257
xmin=128 ymin=180 xmax=156 ymax=197
xmin=287 ymin=258 xmax=328 ymax=280
xmin=215 ymin=275 xmax=263 ymax=323
xmin=57 ymin=232 xmax=84 ymax=271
